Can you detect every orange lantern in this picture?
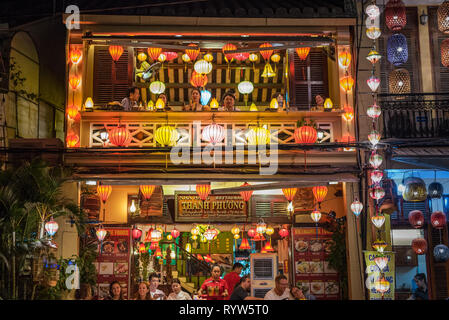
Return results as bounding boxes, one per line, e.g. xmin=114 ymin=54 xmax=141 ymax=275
xmin=69 ymin=76 xmax=81 ymax=90
xmin=147 ymin=47 xmax=162 ymax=61
xmin=295 ymin=47 xmax=310 ymax=60
xmin=259 ymin=43 xmax=274 ymax=61
xmin=239 ymin=182 xmax=253 ymax=202
xmin=97 ymin=184 xmax=112 ymax=204
xmin=140 ymin=185 xmax=156 ymax=200
xmin=109 ymin=45 xmax=124 ymax=62
xmin=66 ymin=133 xmax=79 ymax=147
xmin=239 ymin=237 xmax=251 ymax=250
xmin=263 ymin=241 xmax=274 ymax=252
xmin=338 ymin=50 xmax=352 ymax=69
xmin=340 ymin=76 xmax=355 ymax=92
xmin=186 ymin=44 xmax=200 ymax=62
xmin=66 ymin=105 xmax=79 ymax=120
xmin=282 ymin=188 xmax=297 ymax=202
xmin=294 ymin=125 xmax=317 ymax=144
xmin=190 ymin=71 xmax=208 ymax=88
xmin=312 ymin=186 xmax=328 ymax=203
xmin=196 ymin=184 xmax=211 ymax=201
xmin=222 ymin=43 xmax=237 ymax=62
xmin=108 ymin=125 xmax=131 ymax=147
xmin=70 ymin=47 xmax=82 ymax=65
xmin=343 ymin=106 xmax=354 ymax=121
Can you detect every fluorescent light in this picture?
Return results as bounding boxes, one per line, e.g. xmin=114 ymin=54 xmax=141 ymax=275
xmin=86 ymin=181 xmax=97 ymax=185
xmin=329 ymin=181 xmax=338 ymax=185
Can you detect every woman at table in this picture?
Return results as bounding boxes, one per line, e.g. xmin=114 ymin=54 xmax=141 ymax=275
xmin=219 ymin=90 xmax=239 ymax=111
xmin=183 ymin=88 xmax=209 ymax=111
xmin=167 ymin=279 xmax=192 ymax=300
xmin=200 ymin=264 xmax=229 ymax=300
xmin=104 ymin=281 xmax=125 ymax=300
xmin=157 ymin=93 xmax=172 ymax=111
xmin=134 ymin=281 xmax=152 ymax=300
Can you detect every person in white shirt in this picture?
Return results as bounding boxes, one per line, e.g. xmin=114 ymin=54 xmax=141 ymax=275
xmin=167 ymin=279 xmax=192 ymax=300
xmin=148 ymin=273 xmax=166 ymax=300
xmin=264 ymin=274 xmax=291 ymax=300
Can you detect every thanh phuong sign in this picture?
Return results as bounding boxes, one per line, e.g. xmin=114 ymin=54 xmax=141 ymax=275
xmin=175 ymin=192 xmax=248 ymax=221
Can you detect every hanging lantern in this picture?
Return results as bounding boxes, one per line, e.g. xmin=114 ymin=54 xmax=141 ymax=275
xmin=428 ymin=182 xmax=444 ymax=199
xmin=190 ymin=71 xmax=208 ymax=88
xmin=312 ymin=186 xmax=328 ymax=203
xmin=368 ymin=130 xmax=381 ymax=147
xmin=279 ymin=227 xmax=289 ymax=238
xmin=209 ymin=98 xmax=219 ymax=111
xmin=434 ymin=244 xmax=449 ymax=263
xmin=403 ymin=177 xmax=428 ymax=202
xmin=132 ymin=227 xmax=143 ymax=240
xmin=248 ymin=53 xmax=258 ymax=62
xmin=139 ymin=242 xmax=146 ymax=253
xmin=155 ymin=125 xmax=178 ymax=147
xmin=147 ymin=47 xmax=162 ymax=61
xmin=265 ymin=227 xmax=274 ymax=236
xmin=137 ymin=51 xmax=147 ymax=62
xmin=182 ymin=53 xmax=191 ymax=63
xmin=231 ymin=226 xmax=240 ymax=236
xmin=196 ymin=184 xmax=211 ymax=201
xmin=247 ymin=228 xmax=257 ymax=238
xmin=438 ymin=1 xmax=449 ymax=33
xmin=66 ymin=133 xmax=79 ymax=148
xmin=372 ymin=239 xmax=388 ymax=253
xmin=367 ymin=50 xmax=382 ymax=65
xmin=323 ymin=98 xmax=333 ymax=111
xmin=239 ymin=237 xmax=251 ymax=250
xmin=66 ymin=105 xmax=79 ymax=120
xmin=194 ymin=59 xmax=213 ymax=75
xmin=369 ymin=152 xmax=383 ymax=169
xmin=256 ymin=219 xmax=267 ymax=234
xmin=203 ymin=53 xmax=213 ymax=62
xmin=70 ymin=47 xmax=82 ymax=65
xmin=385 ymin=0 xmax=407 ymax=31
xmin=184 ymin=44 xmax=199 ymax=62
xmin=412 ymin=238 xmax=427 ymax=255
xmin=191 ymin=226 xmax=199 ymax=236
xmin=261 ymin=63 xmax=276 ymax=78
xmin=97 ymin=184 xmax=112 ymax=204
xmin=162 ymin=51 xmax=178 ymax=61
xmin=158 ymin=53 xmax=167 ymax=63
xmin=370 ymin=186 xmax=385 ymax=201
xmin=374 ymin=276 xmax=390 ymax=294
xmin=367 ymin=104 xmax=381 ymax=119
xmin=149 ymin=81 xmax=165 ymax=95
xmin=282 ymin=188 xmax=297 ymax=203
xmin=370 ymin=170 xmax=384 ymax=184
xmin=259 ymin=43 xmax=274 ymax=61
xmin=367 ymin=75 xmax=381 ymax=92
xmin=338 ymin=50 xmax=352 ymax=69
xmin=204 ymin=226 xmax=219 ymax=241
xmin=108 ymin=125 xmax=132 ymax=147
xmin=202 ymin=124 xmax=225 ymax=144
xmin=222 ymin=43 xmax=237 ymax=61
xmin=310 ymin=209 xmax=322 ymax=223
xmin=366 ymin=4 xmax=381 ymax=19
xmin=96 ymin=226 xmax=108 ymax=242
xmin=271 ymin=53 xmax=280 ymax=63
xmin=140 ymin=185 xmax=155 ymax=200
xmin=109 ymin=45 xmax=124 ymax=62
xmin=371 ymin=215 xmax=386 ymax=229
xmin=249 ymin=103 xmax=258 ymax=111
xmin=295 ymin=47 xmax=310 ymax=60
xmin=351 ymin=200 xmax=363 ymax=217
xmin=144 ymin=229 xmax=153 ymax=243
xmin=155 ymin=247 xmax=162 ymax=258
xmin=200 ymin=89 xmax=212 ymax=106
xmin=69 ymin=75 xmax=81 ymax=90
xmin=343 ymin=106 xmax=354 ymax=121
xmin=45 ymin=218 xmax=59 ymax=237
xmin=171 ymin=227 xmax=180 ymax=239
xmin=366 ymin=27 xmax=382 ymax=40
xmin=408 ymin=210 xmax=424 ymax=228
xmin=294 ymin=125 xmax=317 ymax=144
xmin=234 ymin=234 xmax=240 ymax=240
xmin=387 ymin=34 xmax=408 ymax=66
xmin=340 ymin=76 xmax=354 ymax=92
xmin=431 ymin=211 xmax=446 ymax=229
xmin=149 ymin=228 xmax=162 ymax=242
xmin=374 ymin=256 xmax=389 ymax=272
xmin=252 ymin=233 xmax=265 ymax=241
xmin=238 ymin=81 xmax=254 ymax=95
xmin=263 ymin=242 xmax=274 ymax=252
xmin=246 ymin=127 xmax=270 ymax=145
xmin=234 ymin=52 xmax=250 ymax=62
xmin=239 ymin=182 xmax=253 ymax=202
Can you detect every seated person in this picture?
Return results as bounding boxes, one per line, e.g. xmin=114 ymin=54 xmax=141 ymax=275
xmin=183 ymin=88 xmax=210 ymax=111
xmin=229 ymin=275 xmax=263 ymax=301
xmin=266 ymin=92 xmax=285 ymax=111
xmin=219 ymin=90 xmax=240 ymax=111
xmin=121 ymin=86 xmax=141 ymax=111
xmin=156 ymin=93 xmax=172 ymax=111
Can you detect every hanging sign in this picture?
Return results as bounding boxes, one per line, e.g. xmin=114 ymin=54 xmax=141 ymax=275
xmin=364 ymin=251 xmax=395 ymax=300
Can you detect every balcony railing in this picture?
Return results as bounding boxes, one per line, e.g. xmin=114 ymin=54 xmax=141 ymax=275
xmin=379 ymin=93 xmax=449 ymax=139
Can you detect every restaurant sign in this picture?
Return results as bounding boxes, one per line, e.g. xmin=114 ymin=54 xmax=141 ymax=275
xmin=175 ymin=192 xmax=249 ymax=222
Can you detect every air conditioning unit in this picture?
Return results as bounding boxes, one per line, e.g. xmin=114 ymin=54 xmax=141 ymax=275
xmin=250 ymin=253 xmax=278 ymax=298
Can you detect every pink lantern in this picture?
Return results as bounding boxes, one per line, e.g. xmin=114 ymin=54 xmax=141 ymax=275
xmin=202 ymin=124 xmax=225 ymax=144
xmin=367 ymin=75 xmax=381 ymax=92
xmin=370 ymin=170 xmax=384 ymax=184
xmin=132 ymin=227 xmax=143 ymax=240
xmin=279 ymin=227 xmax=289 ymax=238
xmin=171 ymin=227 xmax=181 ymax=239
xmin=369 ymin=152 xmax=383 ymax=169
xmin=368 ymin=130 xmax=381 ymax=147
xmin=45 ymin=218 xmax=59 ymax=237
xmin=408 ymin=210 xmax=424 ymax=228
xmin=310 ymin=209 xmax=322 ymax=223
xmin=247 ymin=228 xmax=257 ymax=238
xmin=370 ymin=186 xmax=385 ymax=201
xmin=367 ymin=104 xmax=381 ymax=119
xmin=431 ymin=211 xmax=446 ymax=230
xmin=96 ymin=226 xmax=108 ymax=242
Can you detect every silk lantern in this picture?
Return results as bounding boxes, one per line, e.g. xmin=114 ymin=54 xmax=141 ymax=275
xmin=147 ymin=47 xmax=162 ymax=61
xmin=162 ymin=51 xmax=178 ymax=61
xmin=200 ymin=89 xmax=212 ymax=106
xmin=409 ymin=210 xmax=424 ymax=228
xmin=97 ymin=184 xmax=112 ymax=204
xmin=202 ymin=123 xmax=225 ymax=144
xmin=239 ymin=182 xmax=253 ymax=202
xmin=412 ymin=238 xmax=427 ymax=255
xmin=367 ymin=75 xmax=381 ymax=92
xmin=150 ymin=81 xmax=165 ymax=95
xmin=279 ymin=227 xmax=289 ymax=238
xmin=338 ymin=50 xmax=352 ymax=69
xmin=371 ymin=215 xmax=386 ymax=228
xmin=239 ymin=238 xmax=251 ymax=250
xmin=66 ymin=133 xmax=79 ymax=148
xmin=190 ymin=71 xmax=208 ymax=88
xmin=194 ymin=59 xmax=212 ymax=75
xmin=132 ymin=227 xmax=143 ymax=240
xmin=294 ymin=125 xmax=317 ymax=144
xmin=69 ymin=76 xmax=81 ymax=90
xmin=196 ymin=184 xmax=211 ymax=201
xmin=70 ymin=47 xmax=82 ymax=65
xmin=370 ymin=186 xmax=385 ymax=201
xmin=246 ymin=127 xmax=270 ymax=145
xmin=222 ymin=43 xmax=237 ymax=61
xmin=371 ymin=170 xmax=384 ymax=184
xmin=295 ymin=47 xmax=310 ymax=60
xmin=310 ymin=209 xmax=322 ymax=223
xmin=259 ymin=43 xmax=274 ymax=61
xmin=312 ymin=186 xmax=328 ymax=203
xmin=155 ymin=125 xmax=178 ymax=147
xmin=351 ymin=200 xmax=364 ymax=217
xmin=385 ymin=0 xmax=407 ymax=31
xmin=140 ymin=185 xmax=156 ymax=200
xmin=340 ymin=76 xmax=354 ymax=92
xmin=108 ymin=125 xmax=131 ymax=147
xmin=367 ymin=50 xmax=382 ymax=65
xmin=431 ymin=211 xmax=446 ymax=229
xmin=109 ymin=45 xmax=124 ymax=62
xmin=247 ymin=228 xmax=257 ymax=238
xmin=171 ymin=227 xmax=180 ymax=239
xmin=238 ymin=81 xmax=254 ymax=95
xmin=186 ymin=44 xmax=200 ymax=62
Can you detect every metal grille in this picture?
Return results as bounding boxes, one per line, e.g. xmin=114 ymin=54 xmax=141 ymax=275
xmin=253 ymin=288 xmax=271 ymax=298
xmin=253 ymin=258 xmax=274 ymax=279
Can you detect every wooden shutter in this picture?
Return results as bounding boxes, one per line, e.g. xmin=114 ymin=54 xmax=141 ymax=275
xmin=429 ymin=7 xmax=449 ymax=92
xmin=378 ymin=7 xmax=421 ymax=93
xmin=288 ymin=49 xmax=328 ymax=110
xmin=93 ymin=46 xmax=132 ymax=105
xmin=427 ymin=223 xmax=449 ymax=300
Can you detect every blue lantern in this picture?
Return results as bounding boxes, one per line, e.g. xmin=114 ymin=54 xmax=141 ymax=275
xmin=387 ymin=33 xmax=408 ymax=66
xmin=200 ymin=89 xmax=212 ymax=106
xmin=434 ymin=244 xmax=449 ymax=263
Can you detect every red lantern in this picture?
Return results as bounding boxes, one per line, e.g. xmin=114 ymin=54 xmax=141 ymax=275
xmin=69 ymin=75 xmax=81 ymax=90
xmin=294 ymin=126 xmax=317 ymax=144
xmin=66 ymin=105 xmax=79 ymax=120
xmin=70 ymin=47 xmax=82 ymax=65
xmin=155 ymin=247 xmax=162 ymax=258
xmin=312 ymin=186 xmax=328 ymax=203
xmin=239 ymin=237 xmax=251 ymax=250
xmin=263 ymin=241 xmax=274 ymax=252
xmin=408 ymin=210 xmax=424 ymax=228
xmin=247 ymin=228 xmax=257 ymax=238
xmin=171 ymin=228 xmax=180 ymax=239
xmin=109 ymin=45 xmax=124 ymax=62
xmin=97 ymin=184 xmax=112 ymax=204
xmin=412 ymin=238 xmax=427 ymax=255
xmin=234 ymin=52 xmax=249 ymax=62
xmin=239 ymin=182 xmax=253 ymax=202
xmin=190 ymin=71 xmax=208 ymax=88
xmin=108 ymin=125 xmax=132 ymax=147
xmin=197 ymin=254 xmax=203 ymax=261
xmin=253 ymin=233 xmax=265 ymax=241
xmin=147 ymin=47 xmax=162 ymax=61
xmin=279 ymin=227 xmax=289 ymax=238
xmin=150 ymin=241 xmax=159 ymax=250
xmin=132 ymin=227 xmax=142 ymax=240
xmin=282 ymin=188 xmax=297 ymax=202
xmin=162 ymin=51 xmax=178 ymax=61
xmin=140 ymin=185 xmax=156 ymax=200
xmin=385 ymin=0 xmax=407 ymax=31
xmin=186 ymin=44 xmax=200 ymax=62
xmin=138 ymin=242 xmax=146 ymax=253
xmin=295 ymin=47 xmax=310 ymax=60
xmin=259 ymin=43 xmax=274 ymax=61
xmin=222 ymin=43 xmax=237 ymax=61
xmin=66 ymin=133 xmax=79 ymax=148
xmin=431 ymin=211 xmax=446 ymax=229
xmin=196 ymin=184 xmax=211 ymax=201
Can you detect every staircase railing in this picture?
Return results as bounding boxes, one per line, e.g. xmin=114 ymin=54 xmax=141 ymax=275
xmin=173 ymin=242 xmax=211 ymax=289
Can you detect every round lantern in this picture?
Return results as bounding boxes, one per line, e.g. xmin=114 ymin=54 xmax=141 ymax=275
xmin=367 ymin=75 xmax=380 ymax=92
xmin=150 ymin=81 xmax=165 ymax=94
xmin=235 ymin=52 xmax=250 ymax=62
xmin=190 ymin=71 xmax=208 ymax=88
xmin=371 ymin=170 xmax=384 ymax=184
xmin=385 ymin=0 xmax=406 ymax=31
xmin=431 ymin=211 xmax=446 ymax=229
xmin=387 ymin=34 xmax=408 ymax=66
xmin=231 ymin=226 xmax=240 ymax=235
xmin=367 ymin=50 xmax=382 ymax=65
xmin=185 ymin=44 xmax=200 ymax=62
xmin=374 ymin=277 xmax=390 ymax=294
xmin=166 ymin=234 xmax=173 ymax=241
xmin=402 ymin=177 xmax=427 ymax=202
xmin=366 ymin=4 xmax=380 ymax=19
xmin=389 ymin=68 xmax=411 ymax=94
xmin=137 ymin=52 xmax=147 ymax=62
xmin=367 ymin=104 xmax=381 ymax=119
xmin=438 ymin=1 xmax=449 ymax=33
xmin=259 ymin=43 xmax=274 ymax=61
xmin=338 ymin=50 xmax=352 ymax=69
xmin=238 ymin=81 xmax=254 ymax=95
xmin=182 ymin=53 xmax=190 ymax=63
xmin=204 ymin=53 xmax=213 ymax=62
xmin=234 ymin=234 xmax=240 ymax=240
xmin=246 ymin=127 xmax=270 ymax=145
xmin=265 ymin=227 xmax=274 ymax=236
xmin=366 ymin=16 xmax=380 ymax=29
xmin=371 ymin=215 xmax=386 ymax=229
xmin=249 ymin=53 xmax=258 ymax=62
xmin=202 ymin=124 xmax=225 ymax=144
xmin=109 ymin=45 xmax=124 ymax=62
xmin=409 ymin=210 xmax=424 ymax=228
xmin=256 ymin=220 xmax=267 ymax=234
xmin=66 ymin=133 xmax=79 ymax=148
xmin=370 ymin=186 xmax=385 ymax=201
xmin=200 ymin=89 xmax=212 ymax=106
xmin=434 ymin=244 xmax=449 ymax=262
xmin=340 ymin=76 xmax=354 ymax=92
xmin=194 ymin=59 xmax=212 ymax=75
xmin=312 ymin=186 xmax=328 ymax=203
xmin=158 ymin=53 xmax=166 ymax=63
xmin=412 ymin=238 xmax=427 ymax=255
xmin=294 ymin=125 xmax=317 ymax=144
xmin=108 ymin=125 xmax=131 ymax=147
xmin=97 ymin=184 xmax=112 ymax=204
xmin=162 ymin=51 xmax=178 ymax=61
xmin=96 ymin=226 xmax=108 ymax=242
xmin=191 ymin=226 xmax=199 ymax=236
xmin=147 ymin=47 xmax=162 ymax=61
xmin=69 ymin=76 xmax=81 ymax=90
xmin=368 ymin=130 xmax=381 ymax=147
xmin=240 ymin=182 xmax=253 ymax=202
xmin=271 ymin=53 xmax=280 ymax=64
xmin=374 ymin=256 xmax=389 ymax=272
xmin=140 ymin=185 xmax=156 ymax=200
xmin=282 ymin=188 xmax=297 ymax=202
xmin=45 ymin=218 xmax=59 ymax=237
xmin=70 ymin=47 xmax=82 ymax=65
xmin=171 ymin=227 xmax=180 ymax=239
xmin=369 ymin=152 xmax=383 ymax=169
xmin=279 ymin=227 xmax=289 ymax=238
xmin=295 ymin=47 xmax=310 ymax=60
xmin=155 ymin=126 xmax=178 ymax=147
xmin=351 ymin=200 xmax=363 ymax=217
xmin=247 ymin=228 xmax=257 ymax=238
xmin=132 ymin=227 xmax=143 ymax=240
xmin=150 ymin=228 xmax=162 ymax=242
xmin=222 ymin=43 xmax=237 ymax=61
xmin=428 ymin=182 xmax=444 ymax=199
xmin=366 ymin=27 xmax=381 ymax=40
xmin=310 ymin=209 xmax=322 ymax=223
xmin=196 ymin=184 xmax=211 ymax=201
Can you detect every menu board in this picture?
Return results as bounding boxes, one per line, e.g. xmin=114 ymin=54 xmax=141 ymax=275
xmin=292 ymin=227 xmax=340 ymax=300
xmin=95 ymin=227 xmax=132 ymax=300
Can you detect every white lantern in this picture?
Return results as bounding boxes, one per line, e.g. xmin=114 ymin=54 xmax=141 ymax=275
xmin=310 ymin=209 xmax=322 ymax=223
xmin=366 ymin=27 xmax=381 ymax=40
xmin=351 ymin=200 xmax=363 ymax=217
xmin=202 ymin=124 xmax=225 ymax=144
xmin=367 ymin=104 xmax=381 ymax=119
xmin=366 ymin=16 xmax=380 ymax=29
xmin=367 ymin=76 xmax=380 ymax=92
xmin=150 ymin=81 xmax=165 ymax=94
xmin=368 ymin=130 xmax=381 ymax=147
xmin=366 ymin=4 xmax=380 ymax=19
xmin=194 ymin=59 xmax=212 ymax=75
xmin=369 ymin=152 xmax=383 ymax=169
xmin=374 ymin=256 xmax=388 ymax=272
xmin=371 ymin=215 xmax=386 ymax=229
xmin=238 ymin=81 xmax=254 ymax=95
xmin=45 ymin=218 xmax=59 ymax=237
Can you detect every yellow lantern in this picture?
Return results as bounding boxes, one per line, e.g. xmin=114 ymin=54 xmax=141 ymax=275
xmin=324 ymin=98 xmax=333 ymax=111
xmin=166 ymin=234 xmax=173 ymax=241
xmin=265 ymin=226 xmax=274 ymax=236
xmin=249 ymin=103 xmax=258 ymax=112
xmin=158 ymin=53 xmax=167 ymax=63
xmin=338 ymin=50 xmax=352 ymax=69
xmin=210 ymin=98 xmax=219 ymax=110
xmin=204 ymin=53 xmax=213 ymax=62
xmin=191 ymin=227 xmax=199 ymax=236
xmin=340 ymin=76 xmax=355 ymax=92
xmin=249 ymin=53 xmax=258 ymax=62
xmin=271 ymin=53 xmax=280 ymax=63
xmin=84 ymin=97 xmax=94 ymax=110
xmin=261 ymin=63 xmax=276 ymax=78
xmin=185 ymin=243 xmax=192 ymax=253
xmin=231 ymin=226 xmax=240 ymax=235
xmin=191 ymin=235 xmax=198 ymax=240
xmin=137 ymin=52 xmax=147 ymax=62
xmin=269 ymin=98 xmax=279 ymax=110
xmin=182 ymin=53 xmax=190 ymax=63
xmin=155 ymin=125 xmax=178 ymax=147
xmin=147 ymin=100 xmax=154 ymax=111
xmin=155 ymin=98 xmax=165 ymax=111
xmin=246 ymin=127 xmax=270 ymax=145
xmin=233 ymin=234 xmax=240 ymax=240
